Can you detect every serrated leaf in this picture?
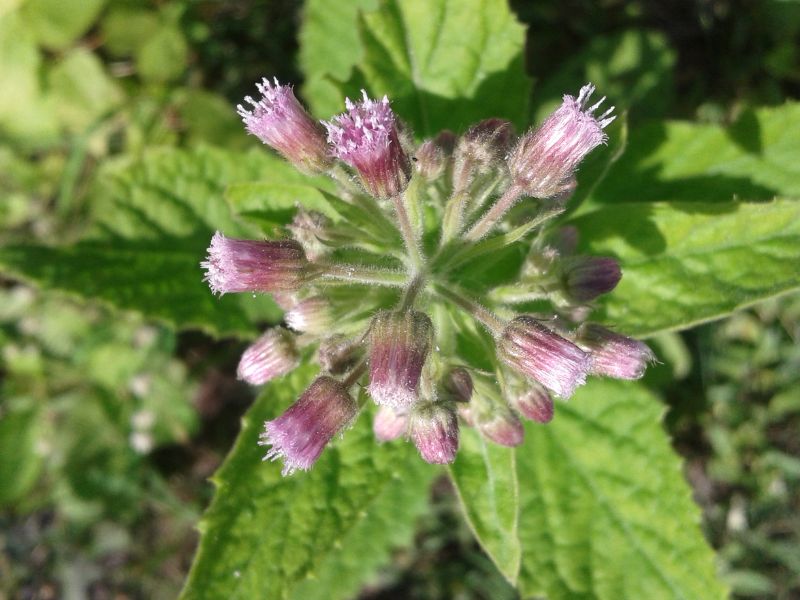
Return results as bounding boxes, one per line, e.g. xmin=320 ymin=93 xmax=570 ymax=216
xmin=298 ymin=0 xmax=379 ymax=118
xmin=584 ymin=103 xmax=800 ymax=207
xmin=515 ymin=379 xmax=726 ymax=599
xmin=448 ymin=428 xmax=520 ymax=583
xmin=571 ymin=198 xmax=800 ymax=337
xmin=351 ymin=0 xmax=531 ymax=136
xmin=181 ymin=366 xmax=437 ymax=600
xmin=0 ymin=147 xmax=298 ymax=338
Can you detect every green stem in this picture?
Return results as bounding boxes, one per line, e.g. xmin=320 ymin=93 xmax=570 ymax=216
xmin=464 ymin=184 xmax=523 ymax=241
xmin=343 ymin=358 xmax=368 ymax=388
xmin=392 ymin=192 xmax=424 ymax=270
xmin=433 ymin=284 xmax=506 ymax=337
xmin=318 ymin=263 xmax=408 ymax=287
xmin=440 ymin=188 xmax=470 ymax=244
xmin=398 ymin=273 xmax=426 ymax=311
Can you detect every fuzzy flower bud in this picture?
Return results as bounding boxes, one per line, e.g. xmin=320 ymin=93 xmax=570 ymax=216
xmin=367 ymin=310 xmax=433 ymax=408
xmin=509 ymin=83 xmax=615 ymax=199
xmin=577 ymin=324 xmax=656 ymax=380
xmin=237 ymin=327 xmax=299 ymax=385
xmin=499 ymin=316 xmax=590 ymax=398
xmin=443 ymin=367 xmax=473 ymax=403
xmin=237 ymin=78 xmax=331 ymax=173
xmin=202 ymin=232 xmax=307 ymax=295
xmin=476 ymin=406 xmax=525 ymax=447
xmin=285 ymin=296 xmax=333 ymax=335
xmin=562 ymin=256 xmax=622 ymax=303
xmin=288 ymin=210 xmax=332 ymax=261
xmin=510 ymin=381 xmax=554 ymax=423
xmin=323 ymin=91 xmax=411 ymax=199
xmin=259 ymin=376 xmax=357 ymax=475
xmin=373 ymin=405 xmax=408 ymax=442
xmin=409 ymin=401 xmax=459 ymax=464
xmin=318 ymin=335 xmax=362 ymax=375
xmin=453 ymin=118 xmax=515 ymax=192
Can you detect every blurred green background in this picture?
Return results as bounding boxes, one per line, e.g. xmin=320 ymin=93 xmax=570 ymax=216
xmin=1 ymin=0 xmax=798 ymax=598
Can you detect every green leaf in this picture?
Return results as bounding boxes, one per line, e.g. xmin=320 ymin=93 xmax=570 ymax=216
xmin=571 ymin=198 xmax=800 ymax=337
xmin=298 ymin=0 xmax=379 ymax=118
xmin=136 ymin=25 xmax=188 ymax=83
xmin=0 ymin=147 xmax=295 ymax=338
xmin=515 ymin=379 xmax=727 ymax=599
xmin=0 ymin=400 xmax=44 ymax=506
xmin=20 ymin=0 xmax=105 ymax=51
xmin=584 ymin=103 xmax=800 ymax=206
xmin=448 ymin=428 xmax=520 ymax=583
xmin=181 ymin=366 xmax=437 ymax=600
xmin=351 ymin=0 xmax=531 ymax=136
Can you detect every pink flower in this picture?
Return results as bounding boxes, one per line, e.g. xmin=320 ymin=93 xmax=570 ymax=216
xmin=499 ymin=316 xmax=590 ymax=398
xmin=323 ymin=91 xmax=411 ymax=199
xmin=409 ymin=401 xmax=459 ymax=464
xmin=367 ymin=310 xmax=433 ymax=409
xmin=476 ymin=407 xmax=525 ymax=447
xmin=237 ymin=78 xmax=331 ymax=173
xmin=202 ymin=231 xmax=307 ymax=295
xmin=237 ymin=328 xmax=299 ymax=385
xmin=373 ymin=405 xmax=408 ymax=442
xmin=259 ymin=376 xmax=357 ymax=475
xmin=577 ymin=324 xmax=656 ymax=380
xmin=509 ymin=83 xmax=615 ymax=199
xmin=509 ymin=382 xmax=554 ymax=423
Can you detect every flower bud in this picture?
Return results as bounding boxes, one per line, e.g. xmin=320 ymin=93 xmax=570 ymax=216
xmin=237 ymin=327 xmax=299 ymax=385
xmin=409 ymin=401 xmax=459 ymax=464
xmin=259 ymin=376 xmax=357 ymax=475
xmin=285 ymin=296 xmax=333 ymax=335
xmin=510 ymin=381 xmax=554 ymax=423
xmin=509 ymin=83 xmax=615 ymax=199
xmin=367 ymin=310 xmax=433 ymax=408
xmin=237 ymin=78 xmax=331 ymax=174
xmin=442 ymin=367 xmax=473 ymax=403
xmin=561 ymin=256 xmax=621 ymax=303
xmin=499 ymin=316 xmax=589 ymax=398
xmin=476 ymin=405 xmax=524 ymax=447
xmin=323 ymin=91 xmax=411 ymax=199
xmin=577 ymin=324 xmax=655 ymax=380
xmin=318 ymin=335 xmax=362 ymax=375
xmin=288 ymin=209 xmax=332 ymax=261
xmin=373 ymin=405 xmax=408 ymax=442
xmin=415 ymin=139 xmax=446 ymax=181
xmin=453 ymin=118 xmax=515 ymax=193
xmin=202 ymin=232 xmax=307 ymax=295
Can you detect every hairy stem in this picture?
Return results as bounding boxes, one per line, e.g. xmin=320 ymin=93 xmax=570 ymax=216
xmin=464 ymin=184 xmax=523 ymax=241
xmin=433 ymin=284 xmax=506 ymax=336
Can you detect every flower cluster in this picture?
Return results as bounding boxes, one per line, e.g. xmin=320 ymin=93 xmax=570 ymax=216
xmin=203 ymin=80 xmax=654 ymax=475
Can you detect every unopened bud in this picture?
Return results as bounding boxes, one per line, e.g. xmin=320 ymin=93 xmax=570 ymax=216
xmin=453 ymin=118 xmax=515 ymax=192
xmin=561 ymin=256 xmax=621 ymax=303
xmin=368 ymin=310 xmax=433 ymax=408
xmin=259 ymin=376 xmax=357 ymax=475
xmin=499 ymin=316 xmax=590 ymax=398
xmin=443 ymin=367 xmax=473 ymax=403
xmin=510 ymin=381 xmax=554 ymax=423
xmin=202 ymin=232 xmax=307 ymax=295
xmin=415 ymin=130 xmax=455 ymax=181
xmin=323 ymin=91 xmax=411 ymax=199
xmin=476 ymin=405 xmax=524 ymax=447
xmin=285 ymin=296 xmax=332 ymax=335
xmin=288 ymin=210 xmax=332 ymax=261
xmin=237 ymin=78 xmax=332 ymax=174
xmin=577 ymin=324 xmax=655 ymax=380
xmin=318 ymin=335 xmax=362 ymax=374
xmin=509 ymin=83 xmax=614 ymax=199
xmin=373 ymin=405 xmax=408 ymax=442
xmin=237 ymin=327 xmax=299 ymax=385
xmin=409 ymin=401 xmax=459 ymax=464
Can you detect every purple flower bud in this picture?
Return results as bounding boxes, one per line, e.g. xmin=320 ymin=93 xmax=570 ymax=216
xmin=367 ymin=310 xmax=433 ymax=409
xmin=476 ymin=406 xmax=525 ymax=447
xmin=409 ymin=401 xmax=459 ymax=464
xmin=318 ymin=335 xmax=363 ymax=375
xmin=577 ymin=324 xmax=656 ymax=380
xmin=285 ymin=296 xmax=332 ymax=335
xmin=259 ymin=376 xmax=357 ymax=475
xmin=202 ymin=231 xmax=307 ymax=295
xmin=237 ymin=327 xmax=299 ymax=385
xmin=510 ymin=381 xmax=554 ymax=423
xmin=562 ymin=256 xmax=622 ymax=303
xmin=509 ymin=83 xmax=615 ymax=199
xmin=443 ymin=367 xmax=473 ymax=403
xmin=499 ymin=316 xmax=590 ymax=398
xmin=237 ymin=78 xmax=331 ymax=173
xmin=323 ymin=91 xmax=411 ymax=199
xmin=453 ymin=118 xmax=515 ymax=192
xmin=288 ymin=210 xmax=332 ymax=261
xmin=373 ymin=405 xmax=408 ymax=442
xmin=415 ymin=139 xmax=447 ymax=181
